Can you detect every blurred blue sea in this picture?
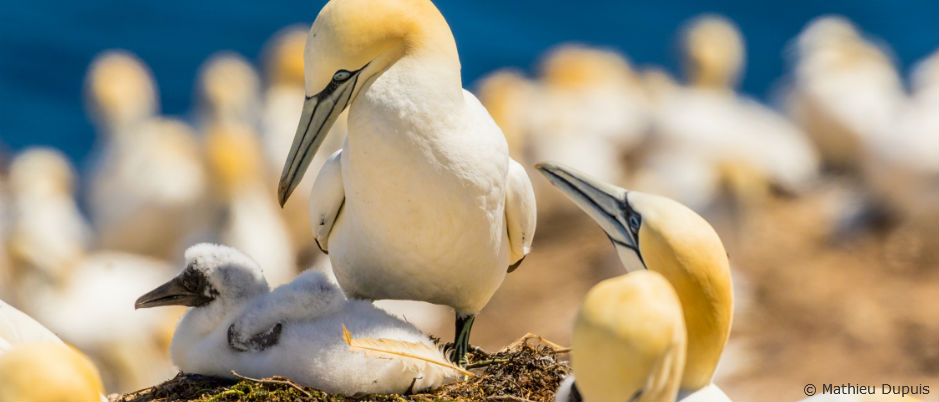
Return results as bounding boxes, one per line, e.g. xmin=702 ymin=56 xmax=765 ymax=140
xmin=0 ymin=0 xmax=936 ymax=166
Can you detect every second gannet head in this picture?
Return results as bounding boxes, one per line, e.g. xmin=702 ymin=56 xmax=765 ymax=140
xmin=681 ymin=15 xmax=744 ymax=90
xmin=537 ymin=162 xmax=733 ymax=391
xmin=263 ymin=25 xmax=309 ymax=88
xmin=8 ymin=148 xmax=76 ymax=198
xmin=539 ymin=45 xmax=639 ymax=90
xmin=84 ymin=50 xmax=158 ymax=133
xmin=278 ymin=0 xmax=460 ymax=205
xmin=198 ymin=53 xmax=261 ymax=124
xmin=0 ymin=342 xmax=105 ymax=402
xmin=568 ymin=270 xmax=686 ymax=402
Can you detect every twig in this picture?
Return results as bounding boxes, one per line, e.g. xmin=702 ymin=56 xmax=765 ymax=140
xmin=465 ymin=358 xmax=509 ymax=369
xmin=488 ymin=395 xmax=537 ymax=402
xmin=230 ymin=370 xmax=313 ymax=398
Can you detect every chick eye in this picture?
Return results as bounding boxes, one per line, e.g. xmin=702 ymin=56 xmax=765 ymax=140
xmin=628 ymin=215 xmax=641 ymax=232
xmin=332 ymin=70 xmax=352 ymax=82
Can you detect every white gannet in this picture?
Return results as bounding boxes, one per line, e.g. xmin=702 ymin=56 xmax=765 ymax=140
xmin=537 ymin=162 xmax=732 ymax=395
xmin=276 ymin=0 xmax=537 ymax=364
xmin=0 ymin=300 xmax=107 ymax=402
xmin=204 ymin=121 xmax=297 ymax=286
xmin=637 ymin=15 xmax=819 ymax=211
xmin=556 ymin=270 xmax=686 ymax=402
xmin=135 ymin=243 xmax=462 ymax=393
xmin=196 ymin=52 xmax=262 ymax=128
xmin=787 ymin=16 xmax=905 ymax=171
xmin=85 ymin=51 xmax=209 ymax=259
xmin=6 ymin=148 xmax=92 ymax=287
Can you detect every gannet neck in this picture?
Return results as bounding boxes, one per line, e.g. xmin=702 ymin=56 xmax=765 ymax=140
xmin=628 ymin=191 xmax=733 ymax=391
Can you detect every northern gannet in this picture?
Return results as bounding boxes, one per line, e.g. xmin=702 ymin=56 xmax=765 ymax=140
xmin=276 ymin=0 xmax=537 ymax=364
xmin=0 ymin=300 xmax=106 ymax=402
xmin=538 ymin=162 xmax=732 ymax=395
xmin=204 ymin=121 xmax=297 ymax=286
xmin=556 ymin=270 xmax=686 ymax=402
xmin=84 ymin=50 xmax=157 ymax=135
xmin=196 ymin=52 xmax=262 ymax=128
xmin=136 ymin=243 xmax=462 ymax=393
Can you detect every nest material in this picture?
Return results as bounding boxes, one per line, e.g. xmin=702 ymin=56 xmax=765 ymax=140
xmin=112 ymin=334 xmax=571 ymax=402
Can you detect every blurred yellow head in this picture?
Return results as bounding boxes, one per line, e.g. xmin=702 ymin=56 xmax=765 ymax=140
xmin=85 ymin=50 xmax=158 ymax=131
xmin=0 ymin=343 xmax=105 ymax=402
xmin=205 ymin=121 xmax=266 ymax=195
xmin=539 ymin=45 xmax=638 ymax=90
xmin=681 ymin=15 xmax=744 ymax=89
xmin=573 ymin=270 xmax=686 ymax=402
xmin=264 ymin=25 xmax=309 ymax=87
xmin=8 ymin=148 xmax=76 ymax=197
xmin=199 ymin=52 xmax=261 ymax=122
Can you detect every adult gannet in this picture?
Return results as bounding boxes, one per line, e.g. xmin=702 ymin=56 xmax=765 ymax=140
xmin=136 ymin=243 xmax=462 ymax=393
xmin=197 ymin=52 xmax=262 ymax=128
xmin=204 ymin=121 xmax=297 ymax=286
xmin=556 ymin=270 xmax=686 ymax=402
xmin=537 ymin=162 xmax=732 ymax=394
xmin=84 ymin=50 xmax=158 ymax=134
xmin=0 ymin=300 xmax=106 ymax=402
xmin=276 ymin=0 xmax=537 ymax=364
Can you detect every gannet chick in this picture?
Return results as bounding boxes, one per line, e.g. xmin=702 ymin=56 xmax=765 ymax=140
xmin=84 ymin=50 xmax=158 ymax=134
xmin=204 ymin=121 xmax=297 ymax=286
xmin=260 ymin=26 xmax=347 ymax=260
xmin=277 ymin=0 xmax=537 ymax=364
xmin=197 ymin=52 xmax=262 ymax=127
xmin=0 ymin=343 xmax=106 ymax=402
xmin=6 ymin=148 xmax=91 ymax=284
xmin=88 ymin=117 xmax=209 ymax=259
xmin=136 ymin=243 xmax=461 ymax=393
xmin=557 ymin=270 xmax=686 ymax=402
xmin=538 ymin=162 xmax=732 ymax=393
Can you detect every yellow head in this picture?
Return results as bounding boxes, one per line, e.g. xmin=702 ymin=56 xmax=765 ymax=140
xmin=279 ymin=0 xmax=460 ymax=205
xmin=8 ymin=148 xmax=76 ymax=197
xmin=0 ymin=343 xmax=105 ymax=402
xmin=681 ymin=15 xmax=744 ymax=89
xmin=263 ymin=25 xmax=310 ymax=87
xmin=85 ymin=50 xmax=158 ymax=131
xmin=537 ymin=162 xmax=733 ymax=391
xmin=573 ymin=270 xmax=686 ymax=402
xmin=198 ymin=52 xmax=261 ymax=123
xmin=539 ymin=45 xmax=638 ymax=90
xmin=205 ymin=122 xmax=266 ymax=195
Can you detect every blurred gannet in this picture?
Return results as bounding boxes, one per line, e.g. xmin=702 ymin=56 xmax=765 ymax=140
xmin=6 ymin=148 xmax=91 ymax=285
xmin=637 ymin=15 xmax=819 ymax=209
xmin=0 ymin=300 xmax=106 ymax=402
xmin=204 ymin=121 xmax=297 ymax=286
xmin=556 ymin=270 xmax=686 ymax=402
xmin=787 ymin=16 xmax=905 ymax=171
xmin=87 ymin=116 xmax=209 ymax=259
xmin=84 ymin=50 xmax=158 ymax=134
xmin=538 ymin=162 xmax=732 ymax=394
xmin=277 ymin=0 xmax=537 ymax=364
xmin=197 ymin=52 xmax=262 ymax=128
xmin=136 ymin=243 xmax=462 ymax=393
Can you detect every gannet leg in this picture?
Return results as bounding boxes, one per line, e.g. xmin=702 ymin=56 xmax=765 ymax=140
xmin=449 ymin=313 xmax=476 ymax=365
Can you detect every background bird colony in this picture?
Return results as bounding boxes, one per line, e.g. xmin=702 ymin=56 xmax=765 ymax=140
xmin=0 ymin=5 xmax=936 ymax=402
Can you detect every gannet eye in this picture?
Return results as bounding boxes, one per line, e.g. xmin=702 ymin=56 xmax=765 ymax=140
xmin=628 ymin=215 xmax=641 ymax=233
xmin=332 ymin=70 xmax=352 ymax=82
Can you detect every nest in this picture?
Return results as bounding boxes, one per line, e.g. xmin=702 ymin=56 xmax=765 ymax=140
xmin=112 ymin=334 xmax=570 ymax=402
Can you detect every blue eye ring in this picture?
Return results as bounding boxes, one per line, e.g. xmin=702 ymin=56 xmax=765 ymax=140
xmin=628 ymin=215 xmax=641 ymax=232
xmin=332 ymin=70 xmax=352 ymax=82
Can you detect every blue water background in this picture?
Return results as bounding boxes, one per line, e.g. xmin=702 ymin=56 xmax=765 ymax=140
xmin=0 ymin=1 xmax=936 ymax=166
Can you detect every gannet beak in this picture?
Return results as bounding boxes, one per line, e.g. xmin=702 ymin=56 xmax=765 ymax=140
xmin=278 ymin=66 xmax=366 ymax=206
xmin=535 ymin=162 xmax=636 ymax=250
xmin=135 ymin=276 xmax=211 ymax=309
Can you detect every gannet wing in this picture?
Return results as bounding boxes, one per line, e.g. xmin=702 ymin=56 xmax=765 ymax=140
xmin=309 ymin=149 xmax=345 ymax=254
xmin=504 ymin=159 xmax=537 ymax=272
xmin=0 ymin=300 xmax=64 ymax=352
